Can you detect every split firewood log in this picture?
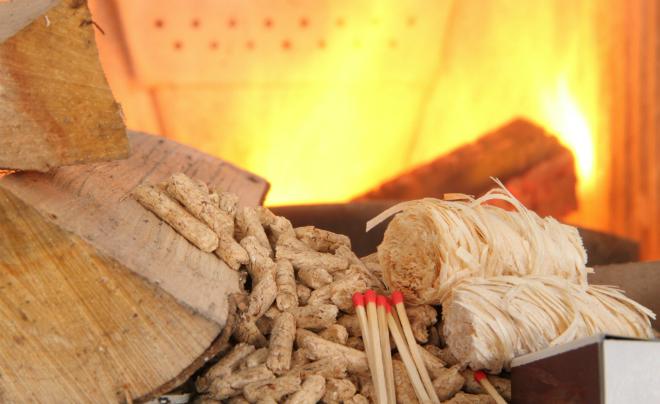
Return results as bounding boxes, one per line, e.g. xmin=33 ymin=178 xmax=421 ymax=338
xmin=0 ymin=134 xmax=268 ymax=402
xmin=0 ymin=0 xmax=128 ymax=171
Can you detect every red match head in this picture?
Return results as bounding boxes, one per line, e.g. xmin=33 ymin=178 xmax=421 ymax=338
xmin=474 ymin=370 xmax=486 ymax=382
xmin=391 ymin=290 xmax=404 ymax=305
xmin=385 ymin=301 xmax=391 ymax=313
xmin=352 ymin=292 xmax=364 ymax=307
xmin=364 ymin=289 xmax=377 ymax=304
xmin=376 ymin=295 xmax=387 ymax=307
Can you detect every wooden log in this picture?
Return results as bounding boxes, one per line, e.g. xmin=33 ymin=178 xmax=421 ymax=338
xmin=0 ymin=187 xmax=218 ymax=403
xmin=0 ymin=131 xmax=269 ymax=402
xmin=0 ymin=131 xmax=269 ymax=323
xmin=354 ymin=119 xmax=577 ymax=218
xmin=0 ymin=0 xmax=128 ymax=171
xmin=503 ymin=150 xmax=577 ymax=217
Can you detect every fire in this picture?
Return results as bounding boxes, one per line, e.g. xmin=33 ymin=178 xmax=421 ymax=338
xmin=246 ymin=1 xmax=604 ymax=229
xmin=543 ymin=77 xmax=596 ymax=192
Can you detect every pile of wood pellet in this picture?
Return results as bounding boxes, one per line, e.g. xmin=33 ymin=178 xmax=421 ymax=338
xmin=133 ymin=173 xmax=511 ymax=403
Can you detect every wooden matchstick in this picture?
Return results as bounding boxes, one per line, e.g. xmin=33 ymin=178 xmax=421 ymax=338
xmin=352 ymin=292 xmax=372 ymax=355
xmin=386 ymin=301 xmax=431 ymax=404
xmin=391 ymin=291 xmax=441 ymax=404
xmin=353 ymin=292 xmax=379 ymax=399
xmin=377 ymin=295 xmax=396 ymax=403
xmin=474 ymin=370 xmax=507 ymax=404
xmin=365 ymin=290 xmax=388 ymax=404
xmin=387 ymin=296 xmax=405 ymax=337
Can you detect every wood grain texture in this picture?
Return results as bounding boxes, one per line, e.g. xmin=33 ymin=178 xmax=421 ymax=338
xmin=0 ymin=187 xmax=220 ymax=403
xmin=0 ymin=131 xmax=269 ymax=402
xmin=0 ymin=131 xmax=269 ymax=324
xmin=0 ymin=0 xmax=128 ymax=171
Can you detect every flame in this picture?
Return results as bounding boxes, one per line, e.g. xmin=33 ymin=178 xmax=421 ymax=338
xmin=238 ymin=1 xmax=605 ymax=224
xmin=543 ymin=78 xmax=596 ymax=192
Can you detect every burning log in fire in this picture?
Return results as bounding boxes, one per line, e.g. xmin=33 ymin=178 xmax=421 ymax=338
xmin=356 ymin=119 xmax=577 ymax=218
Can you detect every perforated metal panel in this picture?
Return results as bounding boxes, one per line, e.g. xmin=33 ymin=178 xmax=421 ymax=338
xmin=115 ymin=0 xmax=452 ymax=85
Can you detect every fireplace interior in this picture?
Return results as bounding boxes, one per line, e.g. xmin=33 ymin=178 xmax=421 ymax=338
xmin=89 ymin=0 xmax=660 ymax=257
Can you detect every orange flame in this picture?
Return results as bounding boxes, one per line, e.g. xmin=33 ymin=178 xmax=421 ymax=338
xmin=250 ymin=2 xmax=604 ymax=229
xmin=543 ymin=77 xmax=596 ymax=192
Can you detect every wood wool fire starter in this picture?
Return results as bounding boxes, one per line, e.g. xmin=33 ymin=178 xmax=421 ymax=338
xmin=442 ymin=275 xmax=654 ymax=372
xmin=369 ymin=180 xmax=589 ymax=305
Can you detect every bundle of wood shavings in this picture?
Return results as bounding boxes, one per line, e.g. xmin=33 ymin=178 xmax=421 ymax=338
xmin=133 ymin=173 xmax=510 ymax=403
xmin=368 ymin=179 xmax=588 ymax=305
xmin=442 ymin=275 xmax=655 ymax=373
xmin=370 ymin=180 xmax=654 ymax=376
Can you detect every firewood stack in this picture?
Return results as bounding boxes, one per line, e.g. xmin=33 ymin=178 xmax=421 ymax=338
xmin=133 ymin=172 xmax=513 ymax=403
xmin=0 ymin=1 xmax=264 ymax=401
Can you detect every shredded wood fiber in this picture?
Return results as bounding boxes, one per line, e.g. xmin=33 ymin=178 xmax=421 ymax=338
xmin=370 ymin=180 xmax=589 ymax=305
xmin=443 ymin=275 xmax=655 ymax=372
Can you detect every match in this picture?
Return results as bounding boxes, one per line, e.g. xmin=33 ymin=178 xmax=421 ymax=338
xmin=475 ymin=370 xmax=507 ymax=404
xmin=352 ymin=292 xmax=379 ymax=399
xmin=377 ymin=295 xmax=396 ymax=402
xmin=386 ymin=301 xmax=431 ymax=403
xmin=365 ymin=290 xmax=388 ymax=404
xmin=391 ymin=291 xmax=441 ymax=404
